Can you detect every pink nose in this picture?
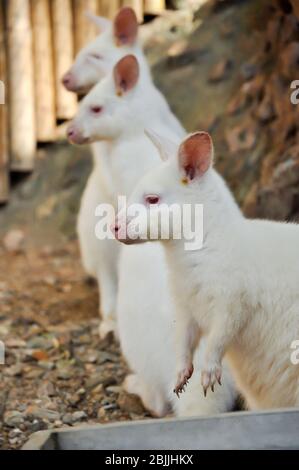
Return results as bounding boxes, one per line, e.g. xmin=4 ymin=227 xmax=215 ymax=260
xmin=67 ymin=125 xmax=86 ymax=144
xmin=67 ymin=126 xmax=76 ymax=141
xmin=62 ymin=72 xmax=74 ymax=90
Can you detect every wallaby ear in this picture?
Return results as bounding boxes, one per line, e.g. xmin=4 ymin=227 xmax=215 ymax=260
xmin=178 ymin=132 xmax=214 ymax=181
xmin=113 ymin=7 xmax=138 ymax=46
xmin=145 ymin=129 xmax=178 ymax=162
xmin=114 ymin=55 xmax=139 ymax=95
xmin=85 ymin=12 xmax=111 ymax=32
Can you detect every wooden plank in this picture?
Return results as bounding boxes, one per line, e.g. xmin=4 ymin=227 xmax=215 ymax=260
xmin=51 ymin=0 xmax=77 ymax=120
xmin=7 ymin=0 xmax=36 ymax=171
xmin=121 ymin=1 xmax=143 ymax=23
xmin=144 ymin=0 xmax=165 ymax=15
xmin=73 ymin=0 xmax=99 ymax=54
xmin=0 ymin=0 xmax=9 ymax=201
xmin=31 ymin=0 xmax=56 ymax=142
xmin=98 ymin=0 xmax=121 ymax=20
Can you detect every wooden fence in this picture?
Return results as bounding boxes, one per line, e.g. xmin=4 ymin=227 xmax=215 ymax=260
xmin=0 ymin=0 xmax=166 ymax=203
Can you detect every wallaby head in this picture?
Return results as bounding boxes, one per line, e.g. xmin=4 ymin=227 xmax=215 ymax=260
xmin=114 ymin=131 xmax=215 ymax=245
xmin=67 ymin=54 xmax=143 ymax=144
xmin=62 ymin=7 xmax=142 ymax=94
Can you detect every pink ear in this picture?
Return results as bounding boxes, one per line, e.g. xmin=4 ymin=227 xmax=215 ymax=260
xmin=178 ymin=132 xmax=213 ymax=181
xmin=113 ymin=7 xmax=138 ymax=46
xmin=114 ymin=55 xmax=139 ymax=95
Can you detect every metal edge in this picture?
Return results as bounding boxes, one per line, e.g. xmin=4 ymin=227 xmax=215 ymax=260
xmin=22 ymin=407 xmax=299 ymax=450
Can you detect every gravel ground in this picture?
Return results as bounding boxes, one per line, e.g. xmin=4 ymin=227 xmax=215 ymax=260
xmin=0 ymin=239 xmax=151 ymax=450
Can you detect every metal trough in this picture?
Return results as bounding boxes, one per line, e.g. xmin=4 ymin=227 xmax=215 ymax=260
xmin=23 ymin=409 xmax=299 ymax=450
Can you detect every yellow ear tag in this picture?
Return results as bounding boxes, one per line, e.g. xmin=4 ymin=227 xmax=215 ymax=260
xmin=116 ymin=88 xmax=123 ymax=97
xmin=181 ymin=178 xmax=189 ymax=186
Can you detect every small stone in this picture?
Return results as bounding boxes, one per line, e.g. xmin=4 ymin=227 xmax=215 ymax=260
xmin=5 ymin=338 xmax=26 ymax=349
xmin=27 ymin=336 xmax=55 ymax=351
xmin=85 ymin=373 xmax=103 ymax=390
xmin=97 ymin=407 xmax=107 ymax=420
xmin=72 ymin=411 xmax=87 ymax=423
xmin=26 ymin=406 xmax=60 ymax=423
xmin=27 ymin=419 xmax=48 ymax=433
xmin=38 ymin=361 xmax=55 ymax=371
xmin=106 ymin=386 xmax=122 ymax=395
xmin=9 ymin=428 xmax=23 ymax=439
xmin=24 ymin=368 xmax=45 ymax=380
xmin=31 ymin=350 xmax=49 ymax=362
xmin=56 ymin=368 xmax=74 ymax=380
xmin=62 ymin=414 xmax=73 ymax=426
xmin=3 ymin=230 xmax=25 ymax=253
xmin=117 ymin=393 xmax=145 ymax=415
xmin=4 ymin=364 xmax=23 ymax=378
xmin=68 ymin=394 xmax=81 ymax=406
xmin=4 ymin=411 xmax=25 ymax=428
xmin=37 ymin=381 xmax=56 ymax=397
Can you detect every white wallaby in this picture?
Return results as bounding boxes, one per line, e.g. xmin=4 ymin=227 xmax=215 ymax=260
xmin=68 ymin=54 xmax=237 ymax=417
xmin=116 ymin=130 xmax=299 ymax=410
xmin=64 ymin=8 xmax=183 ymax=339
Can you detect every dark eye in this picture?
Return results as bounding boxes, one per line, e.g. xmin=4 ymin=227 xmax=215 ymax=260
xmin=91 ymin=106 xmax=103 ymax=115
xmin=90 ymin=53 xmax=102 ymax=60
xmin=145 ymin=195 xmax=160 ymax=205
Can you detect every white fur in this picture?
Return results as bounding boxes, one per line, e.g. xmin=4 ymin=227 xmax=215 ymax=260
xmin=71 ymin=56 xmax=238 ymax=417
xmin=121 ymin=132 xmax=299 ymax=410
xmin=69 ymin=16 xmax=183 ymax=337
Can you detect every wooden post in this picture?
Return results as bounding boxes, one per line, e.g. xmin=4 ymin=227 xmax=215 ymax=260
xmin=73 ymin=0 xmax=99 ymax=54
xmin=51 ymin=0 xmax=77 ymax=120
xmin=0 ymin=0 xmax=9 ymax=201
xmin=121 ymin=1 xmax=143 ymax=23
xmin=31 ymin=0 xmax=56 ymax=142
xmin=144 ymin=0 xmax=165 ymax=15
xmin=98 ymin=0 xmax=121 ymax=20
xmin=7 ymin=0 xmax=36 ymax=171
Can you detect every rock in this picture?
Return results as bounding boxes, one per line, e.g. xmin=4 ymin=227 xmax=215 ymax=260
xmin=56 ymin=360 xmax=75 ymax=380
xmin=67 ymin=394 xmax=81 ymax=406
xmin=97 ymin=407 xmax=107 ymax=420
xmin=37 ymin=381 xmax=56 ymax=398
xmin=4 ymin=411 xmax=25 ymax=428
xmin=25 ymin=406 xmax=61 ymax=423
xmin=117 ymin=393 xmax=145 ymax=415
xmin=27 ymin=419 xmax=49 ymax=433
xmin=30 ymin=350 xmax=49 ymax=362
xmin=62 ymin=414 xmax=74 ymax=426
xmin=38 ymin=361 xmax=55 ymax=371
xmin=3 ymin=230 xmax=25 ymax=253
xmin=27 ymin=336 xmax=56 ymax=351
xmin=85 ymin=373 xmax=103 ymax=390
xmin=4 ymin=364 xmax=23 ymax=378
xmin=71 ymin=411 xmax=87 ymax=423
xmin=5 ymin=338 xmax=26 ymax=349
xmin=106 ymin=386 xmax=122 ymax=395
xmin=9 ymin=428 xmax=23 ymax=439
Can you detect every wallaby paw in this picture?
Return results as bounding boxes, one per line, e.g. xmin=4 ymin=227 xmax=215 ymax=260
xmin=174 ymin=364 xmax=194 ymax=398
xmin=201 ymin=363 xmax=222 ymax=397
xmin=99 ymin=318 xmax=117 ymax=340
